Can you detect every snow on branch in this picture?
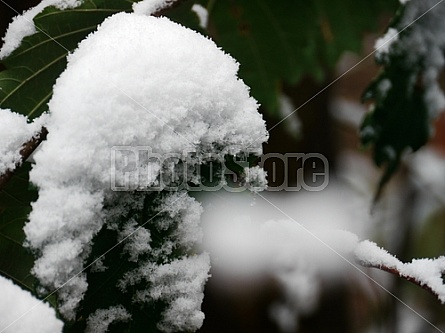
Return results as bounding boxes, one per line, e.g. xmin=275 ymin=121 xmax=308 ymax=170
xmin=355 ymin=240 xmax=445 ymax=302
xmin=0 ymin=109 xmax=48 ymax=189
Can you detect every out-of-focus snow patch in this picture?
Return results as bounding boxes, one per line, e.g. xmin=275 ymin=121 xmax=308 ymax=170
xmin=191 ymin=4 xmax=208 ymax=29
xmin=375 ymin=28 xmax=398 ymax=58
xmin=199 ymin=186 xmax=370 ymax=331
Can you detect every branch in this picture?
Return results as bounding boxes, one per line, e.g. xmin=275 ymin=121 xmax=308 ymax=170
xmin=355 ymin=240 xmax=445 ymax=302
xmin=0 ymin=127 xmax=48 ymax=190
xmin=359 ymin=261 xmax=440 ymax=298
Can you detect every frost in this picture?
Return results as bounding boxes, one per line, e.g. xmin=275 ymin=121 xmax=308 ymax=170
xmin=0 ymin=0 xmax=81 ymax=59
xmin=191 ymin=4 xmax=208 ymax=29
xmin=85 ymin=305 xmax=131 ymax=333
xmin=0 ymin=275 xmax=63 ymax=333
xmin=25 ymin=12 xmax=266 ymax=323
xmin=0 ymin=109 xmax=46 ymax=175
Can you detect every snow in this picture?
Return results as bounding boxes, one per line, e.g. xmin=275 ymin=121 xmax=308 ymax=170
xmin=0 ymin=109 xmax=47 ymax=175
xmin=354 ymin=240 xmax=400 ymax=269
xmin=113 ymin=192 xmax=210 ymax=332
xmin=243 ymin=165 xmax=268 ymax=192
xmin=133 ymin=0 xmax=176 ymax=15
xmin=0 ymin=0 xmax=81 ymax=59
xmin=354 ymin=240 xmax=445 ymax=303
xmin=277 ymin=94 xmax=301 ymax=137
xmin=377 ymin=0 xmax=445 ymax=118
xmin=85 ymin=305 xmax=131 ymax=333
xmin=25 ymin=11 xmax=266 ymax=324
xmin=330 ymin=98 xmax=367 ymax=127
xmin=148 ymin=255 xmax=211 ymax=333
xmin=0 ymin=275 xmax=63 ymax=333
xmin=191 ymin=4 xmax=208 ymax=29
xmin=199 ymin=188 xmax=368 ymax=331
xmin=375 ymin=28 xmax=398 ymax=58
xmin=408 ymin=147 xmax=445 ymax=222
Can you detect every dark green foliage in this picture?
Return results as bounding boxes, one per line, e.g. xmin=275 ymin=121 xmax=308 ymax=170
xmin=209 ymin=0 xmax=398 ymax=113
xmin=0 ymin=162 xmax=37 ymax=291
xmin=360 ymin=0 xmax=445 ymax=199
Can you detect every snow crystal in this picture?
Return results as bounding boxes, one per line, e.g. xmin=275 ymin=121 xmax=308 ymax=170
xmin=375 ymin=28 xmax=398 ymax=58
xmin=191 ymin=4 xmax=208 ymax=29
xmin=0 ymin=109 xmax=46 ymax=175
xmin=25 ymin=12 xmax=266 ymax=321
xmin=0 ymin=275 xmax=63 ymax=333
xmin=85 ymin=305 xmax=131 ymax=333
xmin=0 ymin=0 xmax=81 ymax=59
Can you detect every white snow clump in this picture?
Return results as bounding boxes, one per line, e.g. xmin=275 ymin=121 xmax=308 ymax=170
xmin=85 ymin=305 xmax=131 ymax=333
xmin=0 ymin=109 xmax=46 ymax=175
xmin=25 ymin=10 xmax=267 ymax=327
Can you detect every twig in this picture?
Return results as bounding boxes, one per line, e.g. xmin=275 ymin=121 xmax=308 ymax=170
xmin=0 ymin=127 xmax=48 ymax=190
xmin=360 ymin=262 xmax=439 ymax=298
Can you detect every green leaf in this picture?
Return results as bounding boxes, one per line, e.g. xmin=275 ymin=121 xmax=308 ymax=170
xmin=209 ymin=0 xmax=398 ymax=113
xmin=359 ymin=0 xmax=445 ymax=199
xmin=0 ymin=162 xmax=37 ymax=292
xmin=0 ymin=0 xmax=136 ymax=119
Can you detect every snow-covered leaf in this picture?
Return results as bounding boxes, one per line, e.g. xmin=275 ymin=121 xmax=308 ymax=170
xmin=0 ymin=0 xmax=137 ymax=119
xmin=360 ymin=0 xmax=445 ymax=197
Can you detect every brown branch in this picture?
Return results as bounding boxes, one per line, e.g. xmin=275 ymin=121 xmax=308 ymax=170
xmin=0 ymin=126 xmax=48 ymax=191
xmin=360 ymin=262 xmax=440 ymax=298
